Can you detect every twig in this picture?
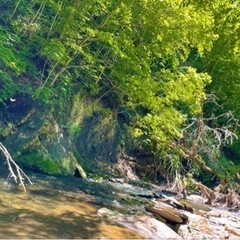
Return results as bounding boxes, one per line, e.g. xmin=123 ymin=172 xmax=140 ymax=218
xmin=0 ymin=142 xmax=33 ymax=192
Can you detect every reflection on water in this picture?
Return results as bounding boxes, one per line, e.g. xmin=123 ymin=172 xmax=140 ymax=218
xmin=0 ymin=166 xmax=143 ymax=239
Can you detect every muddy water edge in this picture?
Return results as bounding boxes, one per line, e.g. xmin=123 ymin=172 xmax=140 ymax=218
xmin=0 ymin=165 xmax=144 ymax=239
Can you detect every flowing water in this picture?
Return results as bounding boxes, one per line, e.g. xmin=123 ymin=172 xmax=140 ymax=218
xmin=0 ymin=165 xmax=144 ymax=239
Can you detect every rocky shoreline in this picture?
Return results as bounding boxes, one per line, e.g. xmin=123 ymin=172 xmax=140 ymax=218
xmin=95 ymin=179 xmax=240 ymax=239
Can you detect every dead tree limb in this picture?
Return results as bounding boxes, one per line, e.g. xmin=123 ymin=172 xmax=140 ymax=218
xmin=178 ymin=95 xmax=239 ymax=180
xmin=226 ymin=189 xmax=240 ymax=210
xmin=0 ymin=142 xmax=33 ymax=192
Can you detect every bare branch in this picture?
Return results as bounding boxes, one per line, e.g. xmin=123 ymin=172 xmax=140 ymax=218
xmin=0 ymin=142 xmax=33 ymax=192
xmin=178 ymin=94 xmax=239 ymax=178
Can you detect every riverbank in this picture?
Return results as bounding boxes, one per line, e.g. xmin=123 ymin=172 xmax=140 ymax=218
xmin=0 ymin=166 xmax=239 ymax=239
xmin=95 ymin=179 xmax=240 ymax=239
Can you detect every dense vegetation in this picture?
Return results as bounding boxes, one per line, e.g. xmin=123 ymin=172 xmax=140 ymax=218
xmin=0 ymin=0 xmax=240 ymax=185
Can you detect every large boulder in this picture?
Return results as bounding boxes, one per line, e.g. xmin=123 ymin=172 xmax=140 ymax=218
xmin=132 ymin=216 xmax=183 ymax=240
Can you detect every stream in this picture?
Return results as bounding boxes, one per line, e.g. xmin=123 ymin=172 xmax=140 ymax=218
xmin=1 ymin=163 xmax=240 ymax=239
xmin=0 ymin=164 xmax=144 ymax=239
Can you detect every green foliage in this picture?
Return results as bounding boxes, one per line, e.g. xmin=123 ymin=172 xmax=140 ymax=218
xmin=34 ymin=87 xmax=52 ymax=104
xmin=0 ymin=70 xmax=16 ymax=103
xmin=0 ymin=20 xmax=35 ymax=103
xmin=182 ymin=172 xmax=198 ymax=192
xmin=68 ymin=123 xmax=81 ymax=139
xmin=0 ymin=28 xmax=29 ymax=74
xmin=41 ymin=39 xmax=69 ymax=64
xmin=184 ymin=0 xmax=240 ymax=181
xmin=0 ymin=0 xmax=239 ymax=183
xmin=189 ymin=1 xmax=240 ymax=115
xmin=217 ymin=155 xmax=240 ymax=181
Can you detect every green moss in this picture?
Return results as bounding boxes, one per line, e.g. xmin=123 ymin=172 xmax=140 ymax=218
xmin=70 ymin=94 xmax=95 ymax=128
xmin=59 ymin=155 xmax=77 ymax=174
xmin=18 ymin=151 xmax=60 ymax=174
xmin=1 ymin=122 xmax=15 ymax=137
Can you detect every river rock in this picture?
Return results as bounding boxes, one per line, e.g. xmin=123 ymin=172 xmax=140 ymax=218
xmin=207 ymin=209 xmax=222 ymax=217
xmin=160 ymin=197 xmax=185 ymax=210
xmin=188 ymin=217 xmax=212 ymax=235
xmin=178 ymin=211 xmax=227 ymax=239
xmin=206 ymin=210 xmax=240 ymax=239
xmin=145 ymin=200 xmax=188 ymax=223
xmin=133 ymin=216 xmax=183 ymax=239
xmin=145 ymin=206 xmax=183 ymax=223
xmin=97 ymin=207 xmax=113 ymax=216
xmin=152 ymin=213 xmax=167 ymax=223
xmin=97 ymin=207 xmax=123 ymax=221
xmin=197 ymin=210 xmax=207 ymax=217
xmin=225 ymin=223 xmax=240 ymax=237
xmin=187 ymin=194 xmax=205 ymax=203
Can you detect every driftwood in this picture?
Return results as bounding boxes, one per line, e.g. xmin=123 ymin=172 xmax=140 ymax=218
xmin=190 ymin=179 xmax=240 ymax=210
xmin=190 ymin=179 xmax=222 ymax=204
xmin=226 ymin=189 xmax=240 ymax=210
xmin=0 ymin=142 xmax=33 ymax=191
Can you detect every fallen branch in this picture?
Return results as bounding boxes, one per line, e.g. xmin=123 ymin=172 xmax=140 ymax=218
xmin=0 ymin=142 xmax=33 ymax=192
xmin=226 ymin=189 xmax=240 ymax=210
xmin=190 ymin=179 xmax=222 ymax=204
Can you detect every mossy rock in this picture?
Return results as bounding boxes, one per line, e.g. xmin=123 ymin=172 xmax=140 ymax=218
xmin=18 ymin=150 xmax=60 ymax=174
xmin=76 ymin=111 xmax=120 ymax=163
xmin=1 ymin=108 xmax=82 ymax=175
xmin=0 ymin=93 xmax=128 ymax=177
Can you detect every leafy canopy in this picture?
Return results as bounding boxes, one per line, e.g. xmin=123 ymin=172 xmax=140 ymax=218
xmin=1 ymin=0 xmax=239 ymax=181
